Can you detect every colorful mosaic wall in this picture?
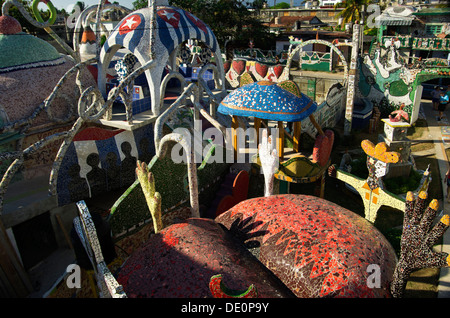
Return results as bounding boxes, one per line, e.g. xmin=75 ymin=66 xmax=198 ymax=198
xmin=224 ymin=59 xmax=288 ymax=88
xmin=0 ymin=14 xmax=97 ymax=182
xmin=232 ymin=48 xmax=289 ymax=64
xmin=381 ymin=36 xmax=450 ymax=51
xmin=116 ymin=217 xmax=296 ymax=298
xmin=216 ymin=194 xmax=397 ymax=297
xmin=300 ymin=51 xmax=331 ymax=72
xmin=107 ymin=146 xmax=230 ymax=239
xmin=359 ymin=39 xmax=450 ymax=122
xmin=55 ymin=125 xmax=155 ymax=206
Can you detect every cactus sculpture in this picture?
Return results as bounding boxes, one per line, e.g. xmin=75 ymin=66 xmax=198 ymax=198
xmin=136 ymin=160 xmax=163 ymax=234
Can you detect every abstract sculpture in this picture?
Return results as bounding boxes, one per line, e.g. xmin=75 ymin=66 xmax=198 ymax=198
xmin=72 ymin=136 xmax=449 ymax=298
xmin=328 ymin=140 xmax=405 ymax=222
xmin=258 ymin=130 xmax=277 ymax=197
xmin=391 ymin=191 xmax=450 ymax=297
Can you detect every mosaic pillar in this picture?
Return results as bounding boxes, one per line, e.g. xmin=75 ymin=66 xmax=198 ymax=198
xmin=378 ymin=119 xmax=412 ymax=179
xmin=344 ymin=24 xmax=360 ymax=136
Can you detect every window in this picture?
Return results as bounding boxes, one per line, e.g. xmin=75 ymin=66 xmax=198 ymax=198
xmin=425 ymin=24 xmax=442 ymax=35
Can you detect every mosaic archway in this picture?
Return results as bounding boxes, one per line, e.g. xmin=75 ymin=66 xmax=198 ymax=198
xmin=285 ymin=39 xmax=349 ymax=79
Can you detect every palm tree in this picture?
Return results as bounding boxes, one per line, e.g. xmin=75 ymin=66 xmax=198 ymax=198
xmin=334 ymin=0 xmax=369 ymax=27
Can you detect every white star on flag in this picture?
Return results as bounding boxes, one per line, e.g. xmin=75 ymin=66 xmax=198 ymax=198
xmin=123 ymin=16 xmax=138 ymax=29
xmin=160 ymin=10 xmax=176 ymax=21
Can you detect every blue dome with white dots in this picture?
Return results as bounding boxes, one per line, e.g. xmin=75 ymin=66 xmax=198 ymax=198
xmin=218 ymin=81 xmax=317 ymax=122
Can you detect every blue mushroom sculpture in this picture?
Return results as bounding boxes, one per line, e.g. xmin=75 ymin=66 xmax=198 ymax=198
xmin=218 ymin=81 xmax=317 ymax=122
xmin=218 ymin=80 xmax=320 ymax=159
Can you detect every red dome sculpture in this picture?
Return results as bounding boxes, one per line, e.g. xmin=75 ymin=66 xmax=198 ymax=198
xmin=0 ymin=15 xmax=22 ymax=35
xmin=216 ymin=194 xmax=397 ymax=297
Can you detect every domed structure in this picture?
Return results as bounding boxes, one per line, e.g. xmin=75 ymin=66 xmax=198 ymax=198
xmin=216 ymin=194 xmax=398 ymax=297
xmin=97 ymin=4 xmax=225 ymax=118
xmin=0 ymin=18 xmax=65 ymax=73
xmin=0 ymin=15 xmax=22 ymax=35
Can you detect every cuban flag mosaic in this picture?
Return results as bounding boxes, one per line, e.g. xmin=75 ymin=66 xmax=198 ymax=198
xmin=156 ymin=6 xmax=218 ymax=54
xmin=102 ymin=6 xmax=218 ymax=62
xmin=112 ymin=13 xmax=145 ymax=53
xmin=56 ymin=125 xmax=155 ymax=206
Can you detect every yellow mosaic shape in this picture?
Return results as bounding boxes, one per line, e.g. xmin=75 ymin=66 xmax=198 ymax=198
xmin=442 ymin=214 xmax=450 ymax=226
xmin=276 ymin=80 xmax=301 ymax=97
xmin=239 ymin=72 xmax=255 ymax=87
xmin=361 ymin=140 xmax=400 ymax=164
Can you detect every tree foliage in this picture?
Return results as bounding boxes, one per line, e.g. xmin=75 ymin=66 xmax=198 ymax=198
xmin=0 ymin=0 xmax=49 ymax=35
xmin=271 ymin=2 xmax=290 ymax=9
xmin=334 ymin=0 xmax=369 ymax=27
xmin=132 ymin=0 xmax=274 ymax=50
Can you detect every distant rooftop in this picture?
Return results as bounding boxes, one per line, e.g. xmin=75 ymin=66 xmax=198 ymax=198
xmin=413 ymin=7 xmax=450 ymax=15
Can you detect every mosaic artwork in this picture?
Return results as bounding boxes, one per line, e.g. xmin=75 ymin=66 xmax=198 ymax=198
xmin=74 ymin=200 xmax=126 ymax=298
xmin=179 ymin=40 xmax=212 ymax=67
xmin=359 ymin=34 xmax=450 ymax=123
xmin=56 ymin=125 xmax=155 ymax=206
xmin=105 ymin=131 xmax=447 ymax=298
xmin=135 ymin=160 xmax=163 ymax=234
xmin=328 ymin=140 xmax=406 ymax=223
xmin=391 ymin=191 xmax=450 ymax=297
xmin=107 ymin=146 xmax=230 ymax=239
xmin=2 ymin=0 xmax=450 ymax=300
xmin=225 ymin=59 xmax=288 ymax=88
xmin=300 ymin=51 xmax=332 ymax=72
xmin=218 ymin=81 xmax=317 ymax=122
xmin=287 ymin=38 xmax=350 ymax=80
xmin=68 ymin=150 xmax=450 ymax=298
xmin=281 ymin=38 xmax=351 ymax=137
xmin=209 ymin=274 xmax=258 ymax=298
xmin=215 ymin=194 xmax=397 ymax=297
xmin=116 ymin=218 xmax=296 ymax=298
xmin=98 ymin=4 xmax=225 ymax=117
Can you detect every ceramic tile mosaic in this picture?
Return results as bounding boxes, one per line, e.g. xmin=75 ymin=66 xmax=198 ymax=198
xmin=441 ymin=125 xmax=450 ymax=146
xmin=56 ymin=124 xmax=155 ymax=206
xmin=218 ymin=81 xmax=317 ymax=122
xmin=224 ymin=59 xmax=288 ymax=89
xmin=391 ymin=192 xmax=450 ymax=297
xmin=328 ymin=139 xmax=410 ymax=222
xmin=0 ymin=15 xmax=96 ymax=183
xmin=98 ymin=5 xmax=225 ymax=117
xmin=359 ymin=33 xmax=450 ymax=125
xmin=117 ymin=218 xmax=296 ymax=298
xmin=107 ymin=149 xmax=230 ymax=238
xmin=215 ymin=194 xmax=397 ymax=297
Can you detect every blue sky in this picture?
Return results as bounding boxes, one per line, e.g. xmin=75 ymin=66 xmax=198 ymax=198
xmin=48 ymin=0 xmax=304 ymax=12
